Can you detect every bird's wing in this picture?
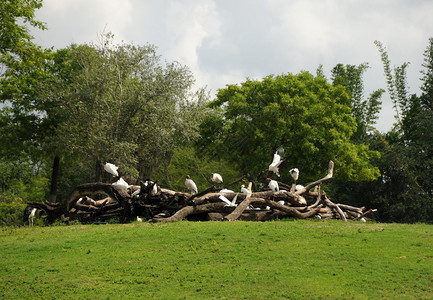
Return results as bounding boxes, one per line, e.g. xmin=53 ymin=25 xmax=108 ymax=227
xmin=231 ymin=193 xmax=239 ymax=206
xmin=218 ymin=195 xmax=231 ymax=206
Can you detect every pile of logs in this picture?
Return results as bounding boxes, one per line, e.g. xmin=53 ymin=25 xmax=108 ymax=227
xmin=27 ymin=161 xmax=376 ymax=224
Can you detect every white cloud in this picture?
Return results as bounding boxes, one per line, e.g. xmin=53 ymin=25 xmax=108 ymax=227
xmin=31 ymin=0 xmax=433 ymax=132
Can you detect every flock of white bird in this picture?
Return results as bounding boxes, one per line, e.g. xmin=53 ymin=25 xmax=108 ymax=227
xmin=24 ymin=151 xmax=301 ymax=225
xmin=183 ymin=148 xmax=302 ymax=208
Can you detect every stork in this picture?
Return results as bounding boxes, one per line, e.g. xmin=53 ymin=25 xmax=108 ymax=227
xmin=29 ymin=208 xmax=37 ymax=226
xmin=210 ymin=173 xmax=223 ymax=184
xmin=185 ymin=175 xmax=198 ymax=194
xmin=268 ymin=149 xmax=284 ymax=177
xmin=241 ymin=184 xmax=251 ymax=194
xmin=137 ymin=216 xmax=143 ymax=222
xmin=267 ymin=178 xmax=279 ymax=192
xmin=112 ymin=177 xmax=129 ymax=189
xmin=104 ymin=162 xmax=119 ymax=177
xmin=290 ymin=168 xmax=300 ymax=183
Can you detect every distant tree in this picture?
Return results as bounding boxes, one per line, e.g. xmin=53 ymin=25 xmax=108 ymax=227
xmin=330 ymin=63 xmax=384 ymax=142
xmin=196 ymin=72 xmax=381 ymax=183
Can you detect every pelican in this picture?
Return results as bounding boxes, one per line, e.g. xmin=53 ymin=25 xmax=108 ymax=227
xmin=241 ymin=184 xmax=251 ymax=194
xmin=104 ymin=162 xmax=119 ymax=177
xmin=268 ymin=150 xmax=284 ymax=177
xmin=267 ymin=178 xmax=279 ymax=192
xmin=113 ymin=177 xmax=129 ymax=189
xmin=210 ymin=173 xmax=223 ymax=184
xmin=185 ymin=175 xmax=198 ymax=194
xmin=290 ymin=168 xmax=299 ymax=182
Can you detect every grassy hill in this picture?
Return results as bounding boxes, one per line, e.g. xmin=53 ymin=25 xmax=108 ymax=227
xmin=1 ymin=220 xmax=432 ymax=299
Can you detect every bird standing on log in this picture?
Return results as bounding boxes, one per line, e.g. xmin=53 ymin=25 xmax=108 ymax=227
xmin=290 ymin=168 xmax=299 ymax=183
xmin=210 ymin=173 xmax=223 ymax=184
xmin=267 ymin=178 xmax=279 ymax=192
xmin=185 ymin=175 xmax=198 ymax=194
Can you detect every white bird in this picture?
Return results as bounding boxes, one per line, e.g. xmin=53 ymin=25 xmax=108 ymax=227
xmin=104 ymin=162 xmax=119 ymax=177
xmin=295 ymin=184 xmax=304 ymax=191
xmin=267 ymin=179 xmax=279 ymax=192
xmin=185 ymin=175 xmax=198 ymax=194
xmin=231 ymin=193 xmax=239 ymax=206
xmin=241 ymin=184 xmax=251 ymax=194
xmin=137 ymin=216 xmax=142 ymax=222
xmin=218 ymin=195 xmax=236 ymax=207
xmin=278 ymin=200 xmax=285 ymax=206
xmin=268 ymin=151 xmax=284 ymax=177
xmin=210 ymin=173 xmax=223 ymax=184
xmin=112 ymin=177 xmax=129 ymax=189
xmin=290 ymin=168 xmax=299 ymax=182
xmin=145 ymin=180 xmax=158 ymax=195
xmin=219 ymin=188 xmax=234 ymax=193
xmin=29 ymin=208 xmax=37 ymax=227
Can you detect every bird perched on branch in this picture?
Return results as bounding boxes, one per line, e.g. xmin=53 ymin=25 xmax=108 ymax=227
xmin=290 ymin=168 xmax=299 ymax=183
xmin=210 ymin=173 xmax=223 ymax=184
xmin=241 ymin=184 xmax=251 ymax=194
xmin=185 ymin=175 xmax=198 ymax=194
xmin=267 ymin=178 xmax=279 ymax=192
xmin=268 ymin=148 xmax=284 ymax=177
xmin=104 ymin=162 xmax=119 ymax=177
xmin=218 ymin=195 xmax=236 ymax=207
xmin=113 ymin=177 xmax=129 ymax=189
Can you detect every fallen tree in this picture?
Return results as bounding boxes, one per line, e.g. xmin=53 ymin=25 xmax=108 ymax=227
xmin=27 ymin=161 xmax=376 ymax=224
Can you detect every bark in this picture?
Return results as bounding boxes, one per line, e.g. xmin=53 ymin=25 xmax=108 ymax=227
xmin=49 ymin=155 xmax=60 ymax=203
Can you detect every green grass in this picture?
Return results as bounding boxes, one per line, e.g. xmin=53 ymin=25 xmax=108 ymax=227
xmin=1 ymin=220 xmax=432 ymax=299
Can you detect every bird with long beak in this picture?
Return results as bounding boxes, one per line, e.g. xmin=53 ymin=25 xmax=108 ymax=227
xmin=289 ymin=168 xmax=300 ymax=183
xmin=185 ymin=175 xmax=198 ymax=194
xmin=210 ymin=173 xmax=223 ymax=184
xmin=268 ymin=150 xmax=284 ymax=177
xmin=266 ymin=178 xmax=279 ymax=192
xmin=104 ymin=162 xmax=119 ymax=177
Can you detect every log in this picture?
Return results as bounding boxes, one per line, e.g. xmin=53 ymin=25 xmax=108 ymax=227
xmin=223 ymin=182 xmax=253 ymax=221
xmin=149 ymin=202 xmax=227 ymax=223
xmin=295 ymin=161 xmax=334 ymax=195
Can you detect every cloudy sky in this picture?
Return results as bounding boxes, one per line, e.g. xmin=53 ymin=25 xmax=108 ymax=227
xmin=31 ymin=0 xmax=433 ymax=132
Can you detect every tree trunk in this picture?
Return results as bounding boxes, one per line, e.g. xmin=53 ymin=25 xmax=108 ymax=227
xmin=49 ymin=155 xmax=60 ymax=203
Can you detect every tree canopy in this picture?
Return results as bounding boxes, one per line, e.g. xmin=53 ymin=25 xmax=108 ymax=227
xmin=196 ymin=72 xmax=381 ymax=182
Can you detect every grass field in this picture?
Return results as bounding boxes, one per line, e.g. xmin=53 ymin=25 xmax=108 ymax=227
xmin=1 ymin=220 xmax=432 ymax=299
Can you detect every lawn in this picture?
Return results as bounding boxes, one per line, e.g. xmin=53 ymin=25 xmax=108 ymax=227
xmin=1 ymin=220 xmax=432 ymax=299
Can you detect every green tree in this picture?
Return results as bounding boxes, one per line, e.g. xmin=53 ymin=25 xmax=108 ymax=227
xmin=197 ymin=72 xmax=380 ymax=183
xmin=40 ymin=35 xmax=209 ymax=191
xmin=0 ymin=0 xmax=46 ymax=57
xmin=331 ymin=63 xmax=384 ymax=142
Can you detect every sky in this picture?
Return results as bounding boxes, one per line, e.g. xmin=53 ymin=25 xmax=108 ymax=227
xmin=31 ymin=0 xmax=433 ymax=132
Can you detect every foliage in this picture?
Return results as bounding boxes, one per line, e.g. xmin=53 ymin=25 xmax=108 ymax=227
xmin=0 ymin=0 xmax=46 ymax=58
xmin=331 ymin=63 xmax=384 ymax=142
xmin=156 ymin=146 xmax=242 ymax=193
xmin=39 ymin=35 xmax=209 ymax=184
xmin=1 ymin=221 xmax=432 ymax=299
xmin=197 ymin=72 xmax=380 ymax=182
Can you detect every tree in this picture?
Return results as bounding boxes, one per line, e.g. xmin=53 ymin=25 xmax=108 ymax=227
xmin=0 ymin=0 xmax=46 ymax=57
xmin=196 ymin=72 xmax=380 ymax=183
xmin=330 ymin=63 xmax=384 ymax=142
xmin=39 ymin=35 xmax=209 ymax=192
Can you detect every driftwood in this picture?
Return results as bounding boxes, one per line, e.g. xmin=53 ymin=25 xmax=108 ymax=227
xmin=27 ymin=160 xmax=375 ymax=224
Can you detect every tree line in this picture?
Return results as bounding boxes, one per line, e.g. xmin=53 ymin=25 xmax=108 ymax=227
xmin=1 ymin=0 xmax=432 ymax=225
